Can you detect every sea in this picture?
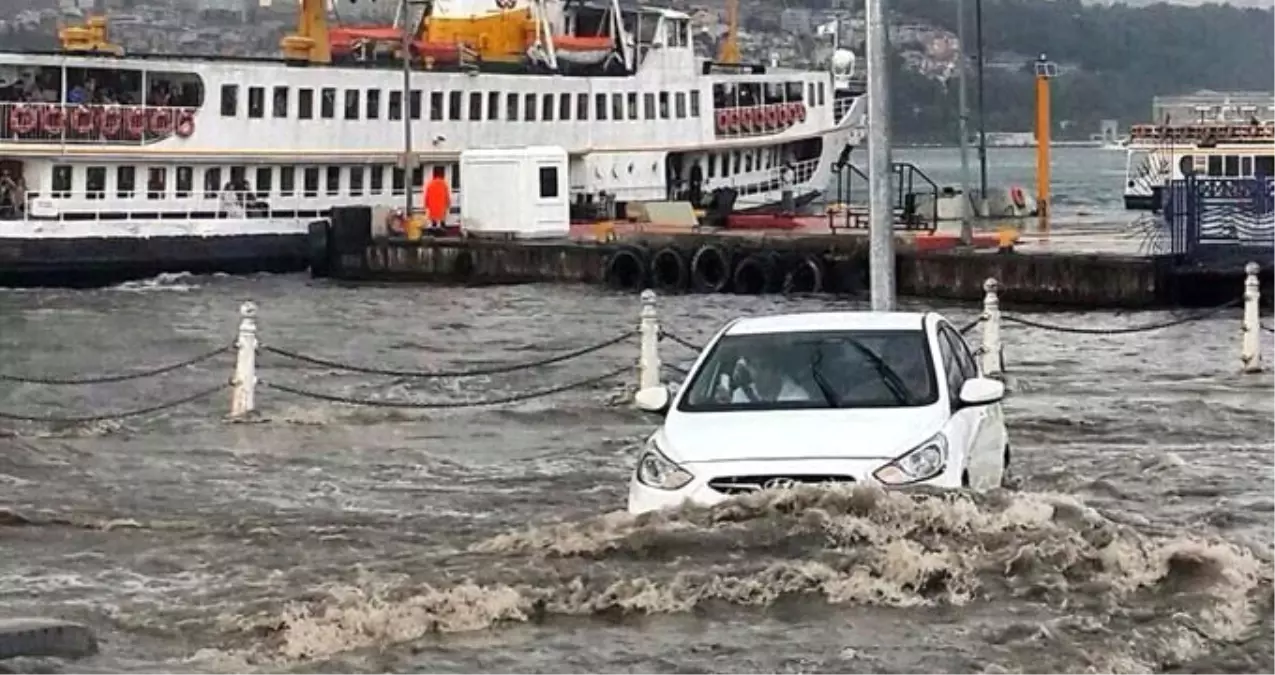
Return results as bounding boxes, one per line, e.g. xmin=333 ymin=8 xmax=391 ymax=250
xmin=1 ymin=147 xmax=1272 ymax=674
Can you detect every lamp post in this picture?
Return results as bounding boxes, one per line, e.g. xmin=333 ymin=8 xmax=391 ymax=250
xmin=975 ymin=0 xmax=987 ymax=205
xmin=866 ymin=0 xmax=895 ymax=311
xmin=399 ymin=0 xmax=415 ymax=215
xmin=956 ymin=0 xmax=972 ymax=244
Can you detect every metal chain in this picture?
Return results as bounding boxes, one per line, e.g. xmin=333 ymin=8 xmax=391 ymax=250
xmin=1262 ymin=322 xmax=1275 ymax=334
xmin=1001 ymin=298 xmax=1241 ymax=335
xmin=0 ymin=344 xmax=232 ymax=385
xmin=662 ymin=362 xmax=690 ymax=375
xmin=659 ymin=330 xmax=704 ymax=352
xmin=958 ymin=317 xmax=984 ymax=334
xmin=260 ymin=365 xmax=631 ymax=409
xmin=259 ymin=331 xmax=636 ymax=379
xmin=0 ymin=382 xmax=228 ymax=423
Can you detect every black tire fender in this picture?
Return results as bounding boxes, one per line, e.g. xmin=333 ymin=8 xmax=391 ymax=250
xmin=649 ymin=246 xmax=690 ymax=293
xmin=689 ymin=243 xmax=733 ymax=293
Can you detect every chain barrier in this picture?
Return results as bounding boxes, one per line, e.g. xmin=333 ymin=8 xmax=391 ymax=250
xmin=0 ymin=344 xmax=233 ymax=385
xmin=958 ymin=317 xmax=984 ymax=335
xmin=1001 ymin=297 xmax=1241 ymax=335
xmin=259 ymin=331 xmax=636 ymax=378
xmin=659 ymin=330 xmax=705 ymax=352
xmin=662 ymin=362 xmax=690 ymax=376
xmin=0 ymin=383 xmax=228 ymax=424
xmin=260 ymin=365 xmax=630 ymax=409
xmin=1262 ymin=322 xmax=1275 ymax=334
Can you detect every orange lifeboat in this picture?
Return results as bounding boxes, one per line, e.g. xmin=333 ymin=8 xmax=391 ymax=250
xmin=329 ymin=26 xmax=461 ymax=63
xmin=552 ymin=36 xmax=614 ymax=66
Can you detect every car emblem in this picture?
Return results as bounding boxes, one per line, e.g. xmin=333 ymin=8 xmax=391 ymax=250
xmin=763 ymin=477 xmax=798 ymax=490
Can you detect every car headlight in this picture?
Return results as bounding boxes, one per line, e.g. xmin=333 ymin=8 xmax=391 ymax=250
xmin=635 ymin=439 xmax=693 ymax=491
xmin=872 ymin=433 xmax=948 ymax=485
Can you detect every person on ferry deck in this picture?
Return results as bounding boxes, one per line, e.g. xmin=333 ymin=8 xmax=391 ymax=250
xmin=423 ymin=167 xmax=450 ymax=234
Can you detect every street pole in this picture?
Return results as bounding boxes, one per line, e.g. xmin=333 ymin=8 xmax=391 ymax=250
xmin=865 ymin=0 xmax=895 ymax=311
xmin=974 ymin=0 xmax=988 ymax=205
xmin=400 ymin=0 xmax=415 ymax=215
xmin=956 ymin=0 xmax=972 ymax=245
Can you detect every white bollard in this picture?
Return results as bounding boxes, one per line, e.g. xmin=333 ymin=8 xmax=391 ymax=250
xmin=230 ymin=301 xmax=258 ymax=417
xmin=637 ymin=289 xmax=662 ymax=393
xmin=980 ymin=278 xmax=1003 ymax=377
xmin=1241 ymin=261 xmax=1262 ymax=374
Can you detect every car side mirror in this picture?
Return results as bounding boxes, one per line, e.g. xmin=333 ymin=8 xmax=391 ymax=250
xmin=634 ymin=385 xmax=672 ymax=414
xmin=958 ymin=377 xmax=1005 ymax=407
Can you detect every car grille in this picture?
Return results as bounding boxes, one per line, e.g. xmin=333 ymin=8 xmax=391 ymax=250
xmin=707 ymin=474 xmax=856 ymax=495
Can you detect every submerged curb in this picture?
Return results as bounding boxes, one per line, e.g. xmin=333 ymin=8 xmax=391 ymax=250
xmin=0 ymin=618 xmax=97 ymax=660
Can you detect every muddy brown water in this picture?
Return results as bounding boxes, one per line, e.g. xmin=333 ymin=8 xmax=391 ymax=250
xmin=1 ymin=273 xmax=1272 ymax=674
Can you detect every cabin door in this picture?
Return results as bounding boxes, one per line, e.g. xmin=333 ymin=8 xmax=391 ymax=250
xmin=0 ymin=158 xmax=24 ymax=219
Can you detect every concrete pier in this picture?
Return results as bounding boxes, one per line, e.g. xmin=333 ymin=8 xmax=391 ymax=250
xmin=0 ymin=618 xmax=97 ymax=660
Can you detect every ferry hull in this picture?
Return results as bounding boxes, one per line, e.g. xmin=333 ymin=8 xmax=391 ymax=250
xmin=0 ymin=231 xmax=308 ymax=288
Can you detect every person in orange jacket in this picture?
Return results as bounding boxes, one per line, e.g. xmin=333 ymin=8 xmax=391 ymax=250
xmin=423 ymin=166 xmax=450 ymax=233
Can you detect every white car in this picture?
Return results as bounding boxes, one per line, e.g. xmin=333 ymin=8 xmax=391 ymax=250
xmin=627 ymin=311 xmax=1010 ymax=515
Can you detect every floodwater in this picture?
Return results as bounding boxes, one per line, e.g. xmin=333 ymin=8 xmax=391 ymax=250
xmin=1 ymin=272 xmax=1272 ymax=674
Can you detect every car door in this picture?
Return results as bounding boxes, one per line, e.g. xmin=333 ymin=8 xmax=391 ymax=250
xmin=934 ymin=325 xmax=979 ymax=485
xmin=938 ymin=323 xmax=997 ymax=487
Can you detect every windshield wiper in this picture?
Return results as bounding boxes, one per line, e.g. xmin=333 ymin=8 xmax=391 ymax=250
xmin=809 ymin=347 xmax=841 ymax=409
xmin=837 ymin=337 xmax=914 ymax=406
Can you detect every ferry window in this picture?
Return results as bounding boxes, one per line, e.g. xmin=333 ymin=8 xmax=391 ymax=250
xmin=51 ymin=165 xmax=72 ymax=198
xmin=787 ymin=82 xmax=803 ymax=102
xmin=220 ymin=84 xmax=238 ymax=117
xmin=349 ymin=166 xmax=364 ymax=196
xmin=745 ymin=153 xmax=753 ymax=172
xmin=449 ymin=91 xmax=462 ymax=121
xmin=298 ymin=88 xmax=314 ymax=119
xmin=733 ymin=151 xmax=741 ymax=174
xmin=176 ymin=166 xmax=193 ymax=198
xmin=1257 ymin=155 xmax=1274 ymax=177
xmin=524 ymin=93 xmax=537 ymax=121
xmin=370 ymin=165 xmax=384 ymax=194
xmin=144 ymin=70 xmax=203 ymax=107
xmin=116 ymin=166 xmax=136 ymax=198
xmin=146 ymin=167 xmax=166 ymax=200
xmin=468 ymin=92 xmax=481 ymax=121
xmin=506 ymin=92 xmax=519 ymax=120
xmin=488 ymin=92 xmax=500 ymax=120
xmin=203 ymin=168 xmax=220 ymax=198
xmin=611 ymin=93 xmax=622 ymax=120
xmin=708 ymin=155 xmax=716 ymax=178
xmin=230 ymin=166 xmax=246 ymax=185
xmin=1224 ymin=155 xmax=1240 ymax=177
xmin=690 ymin=90 xmax=700 ymax=117
xmin=627 ymin=92 xmax=638 ymax=120
xmin=303 ymin=167 xmax=320 ymax=197
xmin=366 ymin=89 xmax=380 ymax=119
xmin=78 ymin=166 xmax=105 ymax=200
xmin=344 ymin=90 xmax=359 ymax=120
xmin=452 ymin=162 xmax=461 ymax=191
xmin=643 ymin=93 xmax=655 ymax=119
xmin=658 ymin=92 xmax=670 ymax=119
xmin=1241 ymin=156 xmax=1253 ymax=177
xmin=595 ymin=93 xmax=607 ymax=120
xmin=559 ymin=93 xmax=570 ymax=121
xmin=1179 ymin=155 xmax=1195 ymax=177
xmin=280 ymin=167 xmax=295 ymax=197
xmin=818 ymin=82 xmax=825 ymax=106
xmin=320 ymin=88 xmax=336 ymax=118
xmin=675 ymin=92 xmax=686 ymax=119
xmin=248 ymin=87 xmax=265 ymax=118
xmin=392 ymin=167 xmax=405 ymax=193
xmin=326 ymin=166 xmax=341 ymax=195
xmin=543 ymin=94 xmax=554 ymax=121
xmin=808 ymin=83 xmax=816 ymax=105
xmin=255 ymin=167 xmax=272 ymax=195
xmin=389 ymin=90 xmax=403 ymax=120
xmin=430 ymin=92 xmax=443 ymax=121
xmin=538 ymin=166 xmax=559 ymax=199
xmin=409 ymin=90 xmax=422 ymax=120
xmin=272 ymin=86 xmax=288 ymax=118
xmin=576 ymin=93 xmax=589 ymax=120
xmin=1208 ymin=156 xmax=1223 ymax=176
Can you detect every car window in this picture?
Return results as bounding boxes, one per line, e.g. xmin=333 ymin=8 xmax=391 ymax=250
xmin=940 ymin=324 xmax=979 ymax=381
xmin=936 ymin=328 xmax=965 ymax=399
xmin=677 ymin=329 xmax=939 ymax=412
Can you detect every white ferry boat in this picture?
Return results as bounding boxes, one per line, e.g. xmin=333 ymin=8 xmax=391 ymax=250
xmin=0 ymin=0 xmax=868 ymax=285
xmin=1123 ymin=120 xmax=1275 ymax=211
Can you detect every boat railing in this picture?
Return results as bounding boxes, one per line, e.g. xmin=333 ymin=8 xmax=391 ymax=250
xmin=724 ymin=156 xmax=820 ymax=198
xmin=712 ymin=101 xmax=811 ymax=139
xmin=1129 ymin=121 xmax=1275 ymax=144
xmin=0 ymin=102 xmax=199 ymax=146
xmin=832 ymin=94 xmax=859 ymax=125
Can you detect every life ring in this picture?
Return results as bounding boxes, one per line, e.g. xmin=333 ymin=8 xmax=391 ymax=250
xmin=39 ymin=105 xmax=65 ymax=133
xmin=788 ymin=102 xmax=801 ymax=124
xmin=124 ymin=107 xmax=147 ymax=137
xmin=149 ymin=108 xmax=175 ymax=136
xmin=69 ymin=106 xmax=94 ymax=134
xmin=796 ymin=103 xmax=807 ymax=123
xmin=724 ymin=108 xmax=740 ymax=131
xmin=738 ymin=107 xmax=753 ymax=130
xmin=99 ymin=106 xmax=123 ymax=137
xmin=778 ymin=105 xmax=791 ymax=127
xmin=175 ymin=109 xmax=195 ymax=138
xmin=7 ymin=105 xmax=37 ymax=134
xmin=715 ymin=109 xmax=729 ymax=134
xmin=766 ymin=105 xmax=780 ymax=128
xmin=1009 ymin=185 xmax=1026 ymax=209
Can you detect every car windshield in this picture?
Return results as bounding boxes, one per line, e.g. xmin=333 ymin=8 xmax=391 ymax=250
xmin=677 ymin=329 xmax=939 ymax=412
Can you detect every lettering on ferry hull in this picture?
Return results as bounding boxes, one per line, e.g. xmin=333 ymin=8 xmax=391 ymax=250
xmin=1 ymin=104 xmax=196 ymax=145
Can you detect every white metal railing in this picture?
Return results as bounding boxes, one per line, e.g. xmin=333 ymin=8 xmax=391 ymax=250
xmin=712 ymin=102 xmax=809 ymax=139
xmin=0 ymin=102 xmax=199 ymax=145
xmin=720 ymin=155 xmax=821 ymax=198
xmin=833 ymin=95 xmax=857 ymax=124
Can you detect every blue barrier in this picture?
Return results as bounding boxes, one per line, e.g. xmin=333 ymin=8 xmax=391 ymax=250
xmin=1164 ymin=176 xmax=1274 ymax=264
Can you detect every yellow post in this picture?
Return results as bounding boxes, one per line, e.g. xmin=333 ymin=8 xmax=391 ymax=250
xmin=1033 ymin=54 xmax=1056 ymax=233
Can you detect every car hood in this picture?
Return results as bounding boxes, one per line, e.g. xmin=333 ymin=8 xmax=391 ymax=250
xmin=661 ymin=406 xmax=949 ymax=464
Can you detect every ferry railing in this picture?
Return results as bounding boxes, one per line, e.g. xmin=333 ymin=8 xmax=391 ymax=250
xmin=1164 ymin=176 xmax=1275 ymax=263
xmin=0 ymin=102 xmax=199 ymax=146
xmin=713 ymin=102 xmax=811 ymax=139
xmin=832 ymin=94 xmax=859 ymax=125
xmin=12 ymin=190 xmax=323 ymax=223
xmin=721 ymin=156 xmax=821 ymax=199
